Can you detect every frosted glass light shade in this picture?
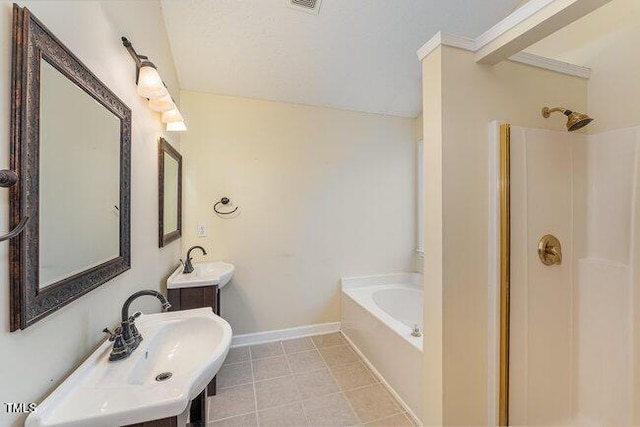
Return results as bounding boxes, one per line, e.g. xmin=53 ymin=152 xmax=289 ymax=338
xmin=161 ymin=108 xmax=184 ymax=123
xmin=167 ymin=121 xmax=187 ymax=132
xmin=148 ymin=94 xmax=175 ymax=112
xmin=137 ymin=63 xmax=167 ymax=99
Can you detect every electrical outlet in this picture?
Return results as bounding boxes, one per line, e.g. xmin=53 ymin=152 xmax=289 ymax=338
xmin=197 ymin=224 xmax=207 ymax=237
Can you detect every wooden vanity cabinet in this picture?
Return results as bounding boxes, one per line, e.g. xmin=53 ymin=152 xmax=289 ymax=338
xmin=124 ymin=389 xmax=206 ymax=427
xmin=167 ymin=285 xmax=219 ymax=315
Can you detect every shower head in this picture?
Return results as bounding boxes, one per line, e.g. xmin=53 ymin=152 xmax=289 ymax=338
xmin=566 ymin=111 xmax=594 ymax=131
xmin=542 ymin=106 xmax=594 ymax=132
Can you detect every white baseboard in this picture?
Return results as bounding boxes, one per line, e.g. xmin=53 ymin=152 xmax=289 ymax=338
xmin=341 ymin=333 xmax=422 ymax=426
xmin=231 ymin=322 xmax=341 ymax=347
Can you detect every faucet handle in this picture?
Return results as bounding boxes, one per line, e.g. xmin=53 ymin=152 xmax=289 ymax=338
xmin=128 ymin=311 xmax=142 ymax=322
xmin=103 ymin=326 xmax=122 ymax=342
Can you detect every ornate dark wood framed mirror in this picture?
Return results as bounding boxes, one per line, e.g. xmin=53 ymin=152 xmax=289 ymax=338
xmin=9 ymin=5 xmax=132 ymax=330
xmin=158 ymin=138 xmax=182 ymax=247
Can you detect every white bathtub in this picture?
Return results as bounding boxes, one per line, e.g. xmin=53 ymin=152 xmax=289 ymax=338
xmin=341 ymin=273 xmax=423 ymax=424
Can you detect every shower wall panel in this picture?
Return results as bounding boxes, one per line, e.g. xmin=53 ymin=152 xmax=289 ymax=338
xmin=575 ymin=259 xmax=631 ymax=425
xmin=508 ymin=125 xmax=639 ymax=426
xmin=509 ymin=127 xmax=578 ymax=426
xmin=573 ymin=126 xmax=638 ymax=426
xmin=583 ymin=128 xmax=637 ymax=263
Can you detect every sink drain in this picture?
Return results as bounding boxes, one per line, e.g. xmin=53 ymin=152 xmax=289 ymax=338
xmin=155 ymin=372 xmax=172 ymax=382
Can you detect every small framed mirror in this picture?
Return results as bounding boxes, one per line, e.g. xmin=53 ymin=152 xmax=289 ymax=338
xmin=158 ymin=138 xmax=182 ymax=247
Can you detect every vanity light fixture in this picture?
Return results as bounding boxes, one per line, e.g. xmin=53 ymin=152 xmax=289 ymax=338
xmin=148 ymin=94 xmax=175 ymax=112
xmin=161 ymin=108 xmax=184 ymax=124
xmin=121 ymin=37 xmax=187 ymax=132
xmin=137 ymin=61 xmax=167 ymax=99
xmin=167 ymin=121 xmax=188 ymax=132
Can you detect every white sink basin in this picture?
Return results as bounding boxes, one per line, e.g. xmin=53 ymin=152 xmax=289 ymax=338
xmin=167 ymin=261 xmax=235 ymax=289
xmin=25 ymin=308 xmax=232 ymax=427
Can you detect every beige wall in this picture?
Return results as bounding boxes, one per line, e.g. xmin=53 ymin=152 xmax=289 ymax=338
xmin=415 ymin=112 xmax=424 ymax=142
xmin=180 ymin=91 xmax=416 ymax=335
xmin=421 ymin=47 xmax=444 ymax=426
xmin=0 ymin=2 xmax=181 ymax=426
xmin=415 ymin=112 xmax=424 ymax=274
xmin=633 ymin=133 xmax=640 ymax=426
xmin=586 ymin=24 xmax=640 ymax=132
xmin=421 ymin=46 xmax=588 ymax=425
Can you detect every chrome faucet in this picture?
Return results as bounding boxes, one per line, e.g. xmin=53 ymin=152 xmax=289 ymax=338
xmin=182 ymin=245 xmax=207 ymax=274
xmin=103 ymin=290 xmax=171 ymax=361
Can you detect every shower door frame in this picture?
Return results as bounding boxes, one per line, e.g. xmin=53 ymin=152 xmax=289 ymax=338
xmin=498 ymin=123 xmax=511 ymax=426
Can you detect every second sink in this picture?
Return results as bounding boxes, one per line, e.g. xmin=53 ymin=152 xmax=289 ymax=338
xmin=167 ymin=261 xmax=235 ymax=289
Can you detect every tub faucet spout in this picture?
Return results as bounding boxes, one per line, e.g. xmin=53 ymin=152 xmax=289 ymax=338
xmin=411 ymin=324 xmax=422 ymax=337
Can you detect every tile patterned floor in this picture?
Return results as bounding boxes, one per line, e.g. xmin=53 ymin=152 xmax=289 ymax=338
xmin=208 ymin=333 xmax=416 ymax=427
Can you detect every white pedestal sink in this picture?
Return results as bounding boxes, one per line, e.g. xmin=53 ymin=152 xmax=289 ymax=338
xmin=25 ymin=308 xmax=232 ymax=427
xmin=167 ymin=261 xmax=235 ymax=289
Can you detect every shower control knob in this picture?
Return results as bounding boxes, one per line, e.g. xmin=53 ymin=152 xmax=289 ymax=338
xmin=538 ymin=234 xmax=562 ymax=266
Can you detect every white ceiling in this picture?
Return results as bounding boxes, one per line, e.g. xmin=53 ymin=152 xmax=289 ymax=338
xmin=161 ymin=0 xmax=522 ymax=118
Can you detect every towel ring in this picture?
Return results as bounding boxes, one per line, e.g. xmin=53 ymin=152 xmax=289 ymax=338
xmin=0 ymin=216 xmax=29 ymax=242
xmin=0 ymin=169 xmax=29 ymax=242
xmin=214 ymin=197 xmax=238 ymax=215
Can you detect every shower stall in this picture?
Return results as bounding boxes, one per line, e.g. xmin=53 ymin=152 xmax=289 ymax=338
xmin=497 ymin=121 xmax=640 ymax=426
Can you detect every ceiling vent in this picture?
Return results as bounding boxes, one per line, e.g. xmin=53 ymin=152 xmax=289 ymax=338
xmin=287 ymin=0 xmax=322 ymax=14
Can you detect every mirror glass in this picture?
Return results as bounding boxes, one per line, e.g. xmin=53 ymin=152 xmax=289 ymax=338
xmin=163 ymin=154 xmax=179 ymax=234
xmin=38 ymin=59 xmax=121 ymax=288
xmin=158 ymin=138 xmax=181 ymax=247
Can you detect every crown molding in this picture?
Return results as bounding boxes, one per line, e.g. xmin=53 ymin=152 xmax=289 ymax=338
xmin=416 ymin=32 xmax=475 ymax=61
xmin=508 ymin=51 xmax=590 ymax=79
xmin=416 ymin=0 xmax=593 ymax=80
xmin=474 ymin=0 xmax=556 ymax=51
xmin=416 ymin=32 xmax=443 ymax=61
xmin=440 ymin=33 xmax=476 ymax=52
xmin=475 ymin=0 xmax=612 ymax=64
xmin=417 ymin=0 xmax=556 ymax=61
